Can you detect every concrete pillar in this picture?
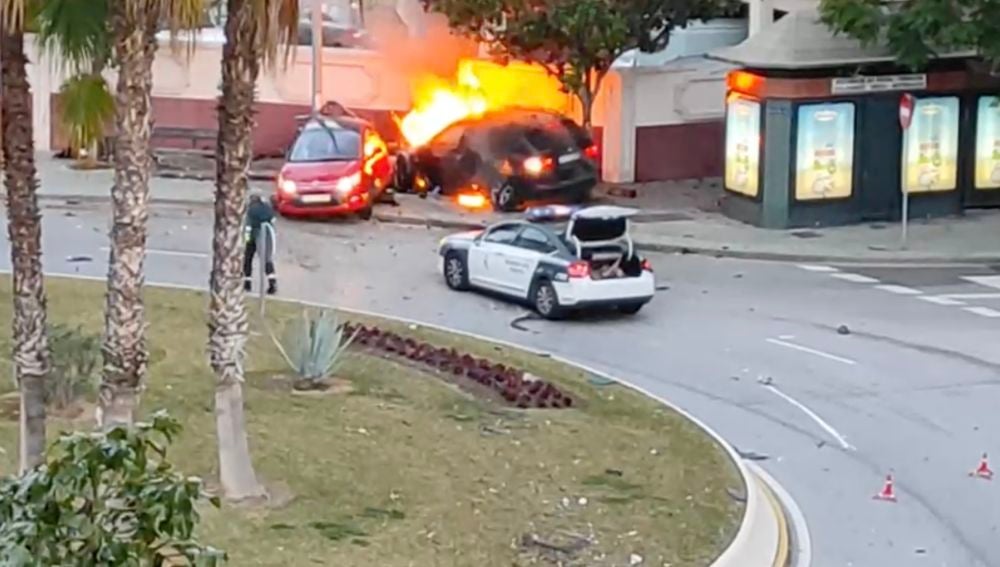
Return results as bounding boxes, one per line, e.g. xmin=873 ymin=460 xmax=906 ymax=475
xmin=601 ymin=69 xmax=637 ymax=184
xmin=748 ymin=0 xmax=774 ymax=36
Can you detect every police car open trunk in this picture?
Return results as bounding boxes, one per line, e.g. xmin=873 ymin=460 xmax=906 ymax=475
xmin=564 ymin=206 xmax=646 ymax=280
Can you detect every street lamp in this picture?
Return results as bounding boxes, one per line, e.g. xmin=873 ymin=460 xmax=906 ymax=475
xmin=311 ymin=0 xmax=324 ymax=114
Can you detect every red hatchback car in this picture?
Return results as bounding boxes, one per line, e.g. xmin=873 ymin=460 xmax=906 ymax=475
xmin=274 ymin=116 xmax=392 ymax=220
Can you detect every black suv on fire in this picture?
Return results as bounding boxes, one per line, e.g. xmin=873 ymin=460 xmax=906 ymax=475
xmin=395 ymin=108 xmax=599 ymax=211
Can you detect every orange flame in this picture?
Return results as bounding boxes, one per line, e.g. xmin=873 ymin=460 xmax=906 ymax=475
xmin=397 ymin=59 xmax=571 ymax=148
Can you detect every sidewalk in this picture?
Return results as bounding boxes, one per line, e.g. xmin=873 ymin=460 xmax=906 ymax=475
xmin=34 ymin=154 xmax=1000 ymax=264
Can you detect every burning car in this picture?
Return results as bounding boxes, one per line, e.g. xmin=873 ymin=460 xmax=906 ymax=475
xmin=394 ymin=107 xmax=599 ymax=212
xmin=273 ymin=115 xmax=392 ymax=220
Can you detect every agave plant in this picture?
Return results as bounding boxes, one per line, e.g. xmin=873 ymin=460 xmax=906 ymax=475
xmin=271 ymin=309 xmax=355 ymax=389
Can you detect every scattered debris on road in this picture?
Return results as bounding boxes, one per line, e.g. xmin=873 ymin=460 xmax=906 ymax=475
xmin=65 ymin=255 xmax=93 ymax=263
xmin=509 ymin=313 xmax=541 ymax=332
xmin=734 ymin=447 xmax=770 ymax=461
xmin=837 ymin=324 xmax=851 ymax=335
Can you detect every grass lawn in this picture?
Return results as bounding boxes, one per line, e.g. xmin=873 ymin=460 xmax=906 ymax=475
xmin=0 ymin=278 xmax=744 ymax=566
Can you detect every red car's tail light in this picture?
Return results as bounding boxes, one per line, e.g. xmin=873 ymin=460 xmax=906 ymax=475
xmin=567 ymin=261 xmax=591 ymax=279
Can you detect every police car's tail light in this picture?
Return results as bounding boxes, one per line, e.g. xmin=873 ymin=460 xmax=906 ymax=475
xmin=641 ymin=258 xmax=653 ymax=272
xmin=567 ymin=261 xmax=591 ymax=279
xmin=584 ymin=144 xmax=599 ymax=161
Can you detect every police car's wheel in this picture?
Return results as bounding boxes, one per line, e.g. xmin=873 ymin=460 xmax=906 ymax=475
xmin=617 ymin=303 xmax=643 ymax=315
xmin=443 ymin=252 xmax=469 ymax=291
xmin=532 ymin=280 xmax=564 ymax=320
xmin=492 ymin=181 xmax=519 ymax=212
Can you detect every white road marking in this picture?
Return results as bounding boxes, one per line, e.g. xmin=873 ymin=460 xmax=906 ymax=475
xmin=765 ymin=383 xmax=856 ymax=451
xmin=962 ymin=275 xmax=1000 ymax=290
xmin=100 ymin=246 xmax=208 ymax=259
xmin=874 ymin=284 xmax=922 ymax=295
xmin=963 ymin=306 xmax=1000 ymax=318
xmin=766 ymin=338 xmax=857 ymax=366
xmin=920 ymin=296 xmax=967 ymax=306
xmin=830 ymin=273 xmax=880 ymax=284
xmin=798 ymin=264 xmax=839 ymax=273
xmin=940 ymin=292 xmax=1000 ymax=300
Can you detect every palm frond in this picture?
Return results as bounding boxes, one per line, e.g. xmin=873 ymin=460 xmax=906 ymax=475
xmin=1 ymin=0 xmax=41 ymax=33
xmin=58 ymin=73 xmax=114 ymax=158
xmin=254 ymin=0 xmax=299 ymax=69
xmin=160 ymin=0 xmax=209 ymax=56
xmin=34 ymin=0 xmax=110 ymax=74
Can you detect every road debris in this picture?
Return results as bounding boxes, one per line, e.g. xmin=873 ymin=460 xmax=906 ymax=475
xmin=837 ymin=324 xmax=851 ymax=335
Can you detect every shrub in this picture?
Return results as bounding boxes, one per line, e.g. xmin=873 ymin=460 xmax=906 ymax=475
xmin=344 ymin=323 xmax=573 ymax=409
xmin=0 ymin=411 xmax=224 ymax=566
xmin=46 ymin=323 xmax=101 ymax=409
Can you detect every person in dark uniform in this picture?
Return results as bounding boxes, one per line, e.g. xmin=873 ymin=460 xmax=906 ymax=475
xmin=244 ymin=191 xmax=277 ymax=295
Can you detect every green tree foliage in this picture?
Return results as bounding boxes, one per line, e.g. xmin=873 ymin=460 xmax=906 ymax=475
xmin=0 ymin=411 xmax=225 ymax=566
xmin=819 ymin=0 xmax=1000 ymax=70
xmin=424 ymin=0 xmax=740 ymax=126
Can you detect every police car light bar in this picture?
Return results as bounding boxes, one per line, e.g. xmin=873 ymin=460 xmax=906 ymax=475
xmin=525 ymin=204 xmax=582 ymax=223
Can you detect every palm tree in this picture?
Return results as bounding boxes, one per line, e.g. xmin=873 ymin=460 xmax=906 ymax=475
xmin=209 ymin=0 xmax=297 ymax=499
xmin=0 ymin=0 xmax=52 ymax=472
xmin=95 ymin=0 xmax=202 ymax=428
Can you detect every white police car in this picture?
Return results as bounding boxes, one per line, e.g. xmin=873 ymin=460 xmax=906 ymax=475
xmin=438 ymin=205 xmax=655 ymax=319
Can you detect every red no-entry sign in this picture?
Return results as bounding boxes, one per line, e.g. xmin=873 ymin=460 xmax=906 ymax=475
xmin=899 ymin=93 xmax=915 ymax=130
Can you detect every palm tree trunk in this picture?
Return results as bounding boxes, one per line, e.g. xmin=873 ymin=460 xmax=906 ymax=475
xmin=209 ymin=0 xmax=264 ymax=500
xmin=1 ymin=24 xmax=52 ymax=472
xmin=99 ymin=0 xmax=159 ymax=428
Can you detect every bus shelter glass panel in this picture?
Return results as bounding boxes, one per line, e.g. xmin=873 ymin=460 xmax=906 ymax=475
xmin=724 ymin=95 xmax=761 ymax=197
xmin=901 ymin=97 xmax=959 ymax=193
xmin=975 ymin=96 xmax=1000 ymax=190
xmin=795 ymin=103 xmax=856 ymax=201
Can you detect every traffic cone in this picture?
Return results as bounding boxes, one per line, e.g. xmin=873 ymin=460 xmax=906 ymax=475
xmin=873 ymin=473 xmax=897 ymax=502
xmin=969 ymin=453 xmax=994 ymax=480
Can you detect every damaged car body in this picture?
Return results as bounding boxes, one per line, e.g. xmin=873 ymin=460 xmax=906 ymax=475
xmin=395 ymin=108 xmax=599 ymax=212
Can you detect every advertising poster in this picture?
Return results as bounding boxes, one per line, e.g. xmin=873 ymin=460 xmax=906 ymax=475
xmin=795 ymin=103 xmax=855 ymax=200
xmin=901 ymin=97 xmax=959 ymax=193
xmin=724 ymin=96 xmax=761 ymax=197
xmin=975 ymin=96 xmax=1000 ymax=190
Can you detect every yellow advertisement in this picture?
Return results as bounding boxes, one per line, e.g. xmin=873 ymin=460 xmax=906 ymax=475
xmin=901 ymin=97 xmax=959 ymax=193
xmin=975 ymin=96 xmax=1000 ymax=190
xmin=795 ymin=103 xmax=856 ymax=200
xmin=724 ymin=95 xmax=761 ymax=197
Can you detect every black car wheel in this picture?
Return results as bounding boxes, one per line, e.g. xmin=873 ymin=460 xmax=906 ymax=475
xmin=532 ymin=280 xmax=564 ymax=320
xmin=491 ymin=181 xmax=520 ymax=212
xmin=394 ymin=154 xmax=414 ymax=192
xmin=357 ymin=205 xmax=373 ymax=221
xmin=443 ymin=252 xmax=469 ymax=291
xmin=616 ymin=303 xmax=644 ymax=315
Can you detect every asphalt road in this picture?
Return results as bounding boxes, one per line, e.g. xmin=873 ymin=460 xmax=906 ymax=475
xmin=10 ymin=202 xmax=1000 ymax=567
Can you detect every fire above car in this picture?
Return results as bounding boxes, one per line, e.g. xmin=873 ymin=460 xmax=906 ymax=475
xmin=437 ymin=205 xmax=655 ymax=319
xmin=274 ymin=115 xmax=392 ymax=220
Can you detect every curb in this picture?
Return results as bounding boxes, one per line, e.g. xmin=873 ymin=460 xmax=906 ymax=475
xmin=25 ymin=269 xmax=794 ymax=567
xmin=39 ymin=194 xmax=212 ymax=210
xmin=631 ymin=240 xmax=1000 ymax=266
xmin=38 ymin=192 xmax=994 ymax=266
xmin=372 ymin=211 xmax=1000 ymax=266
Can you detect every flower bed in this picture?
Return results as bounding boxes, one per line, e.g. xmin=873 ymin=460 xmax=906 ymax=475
xmin=345 ymin=323 xmax=574 ymax=409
